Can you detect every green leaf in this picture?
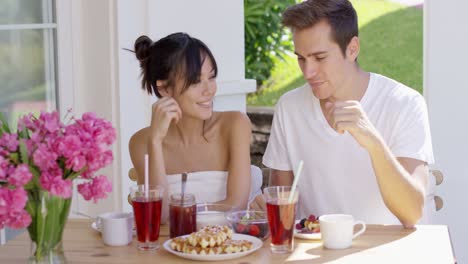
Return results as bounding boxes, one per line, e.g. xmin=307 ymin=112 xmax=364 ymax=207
xmin=24 ymin=165 xmax=41 ymax=190
xmin=9 ymin=153 xmax=19 ymax=164
xmin=67 ymin=167 xmax=87 ymax=181
xmin=19 ymin=140 xmax=29 ymax=165
xmin=0 ymin=112 xmax=10 ymax=134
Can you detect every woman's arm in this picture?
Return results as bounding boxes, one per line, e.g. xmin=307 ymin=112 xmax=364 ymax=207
xmin=129 ymin=130 xmax=171 ymax=223
xmin=128 ymin=98 xmax=182 ymax=224
xmin=218 ymin=112 xmax=252 ymax=210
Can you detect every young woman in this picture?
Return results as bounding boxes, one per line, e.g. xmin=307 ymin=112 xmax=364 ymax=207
xmin=129 ymin=33 xmax=257 ymax=221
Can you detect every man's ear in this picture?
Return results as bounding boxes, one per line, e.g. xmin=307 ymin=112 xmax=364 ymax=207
xmin=156 ymin=80 xmax=172 ymax=97
xmin=346 ymin=36 xmax=360 ymax=61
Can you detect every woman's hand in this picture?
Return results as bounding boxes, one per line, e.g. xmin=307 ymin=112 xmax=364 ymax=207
xmin=249 ymin=194 xmax=266 ymax=211
xmin=149 ymin=97 xmax=182 ymax=142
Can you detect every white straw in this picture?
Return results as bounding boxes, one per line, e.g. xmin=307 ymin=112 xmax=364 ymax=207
xmin=144 ymin=154 xmax=149 ymax=198
xmin=288 ymin=160 xmax=304 ymax=203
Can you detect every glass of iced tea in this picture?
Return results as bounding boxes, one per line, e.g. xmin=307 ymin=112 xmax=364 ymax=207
xmin=264 ymin=186 xmax=298 ymax=254
xmin=169 ymin=193 xmax=197 ymax=238
xmin=130 ymin=185 xmax=164 ymax=250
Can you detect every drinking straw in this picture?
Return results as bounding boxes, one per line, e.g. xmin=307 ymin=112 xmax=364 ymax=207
xmin=144 ymin=154 xmax=149 ymax=199
xmin=288 ymin=160 xmax=304 ymax=203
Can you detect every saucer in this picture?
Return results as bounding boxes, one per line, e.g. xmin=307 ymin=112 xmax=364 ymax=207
xmin=293 ymin=220 xmax=321 ymax=240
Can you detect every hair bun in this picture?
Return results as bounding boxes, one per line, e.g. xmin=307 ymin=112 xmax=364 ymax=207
xmin=134 ymin=35 xmax=153 ymax=61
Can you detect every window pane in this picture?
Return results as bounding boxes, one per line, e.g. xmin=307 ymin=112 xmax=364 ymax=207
xmin=0 ymin=0 xmax=55 ymax=25
xmin=0 ymin=28 xmax=57 ymax=127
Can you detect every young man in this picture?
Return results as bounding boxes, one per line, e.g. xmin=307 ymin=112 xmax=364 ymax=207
xmin=262 ymin=0 xmax=434 ymax=227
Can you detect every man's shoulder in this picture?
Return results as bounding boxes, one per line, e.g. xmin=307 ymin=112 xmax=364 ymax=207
xmin=371 ymin=73 xmax=424 ymax=104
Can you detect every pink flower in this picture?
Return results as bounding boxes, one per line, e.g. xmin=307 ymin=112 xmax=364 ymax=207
xmin=8 ymin=164 xmax=33 ymax=186
xmin=17 ymin=113 xmax=35 ymax=131
xmin=0 ymin=188 xmax=27 ymax=216
xmin=77 ymin=175 xmax=112 ymax=203
xmin=0 ymin=133 xmax=19 ymax=152
xmin=86 ymin=150 xmax=113 ymax=174
xmin=0 ymin=188 xmax=9 ymax=216
xmin=39 ymin=111 xmax=61 ymax=133
xmin=39 ymin=169 xmax=73 ymax=198
xmin=6 ymin=210 xmax=31 ymax=229
xmin=0 ymin=156 xmax=10 ymax=180
xmin=10 ymin=188 xmax=28 ymax=212
xmin=1 ymin=110 xmax=115 ymax=230
xmin=22 ymin=139 xmax=35 ymax=156
xmin=55 ymin=135 xmax=87 ymax=172
xmin=33 ymin=144 xmax=58 ymax=171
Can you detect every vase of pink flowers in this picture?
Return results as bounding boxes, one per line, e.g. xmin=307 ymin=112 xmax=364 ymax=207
xmin=0 ymin=111 xmax=115 ymax=263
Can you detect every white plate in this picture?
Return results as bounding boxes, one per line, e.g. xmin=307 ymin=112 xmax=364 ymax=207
xmin=91 ymin=221 xmax=136 ymax=236
xmin=293 ymin=220 xmax=321 ymax=240
xmin=163 ymin=233 xmax=263 ymax=261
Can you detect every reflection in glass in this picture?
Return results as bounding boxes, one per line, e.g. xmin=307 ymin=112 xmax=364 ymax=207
xmin=0 ymin=0 xmax=55 ymax=25
xmin=0 ymin=0 xmax=56 ymax=128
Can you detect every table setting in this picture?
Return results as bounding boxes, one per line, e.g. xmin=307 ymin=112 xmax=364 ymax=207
xmin=82 ymin=158 xmax=379 ymax=263
xmin=0 ymin=140 xmax=456 ymax=264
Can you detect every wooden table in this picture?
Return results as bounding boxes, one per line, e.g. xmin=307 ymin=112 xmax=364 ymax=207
xmin=0 ymin=219 xmax=455 ymax=263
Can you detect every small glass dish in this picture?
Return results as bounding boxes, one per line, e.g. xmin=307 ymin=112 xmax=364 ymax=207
xmin=226 ymin=210 xmax=270 ymax=241
xmin=196 ymin=203 xmax=236 ymax=230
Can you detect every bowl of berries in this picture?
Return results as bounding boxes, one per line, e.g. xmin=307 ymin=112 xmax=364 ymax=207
xmin=226 ymin=210 xmax=270 ymax=241
xmin=294 ymin=214 xmax=321 ymax=240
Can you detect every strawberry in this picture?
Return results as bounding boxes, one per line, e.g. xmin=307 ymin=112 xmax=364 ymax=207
xmin=236 ymin=223 xmax=247 ymax=233
xmin=249 ymin=224 xmax=260 ymax=236
xmin=308 ymin=214 xmax=316 ymax=222
xmin=295 ymin=223 xmax=303 ymax=230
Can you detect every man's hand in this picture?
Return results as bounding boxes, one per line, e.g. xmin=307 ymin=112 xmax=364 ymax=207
xmin=325 ymin=100 xmax=382 ymax=151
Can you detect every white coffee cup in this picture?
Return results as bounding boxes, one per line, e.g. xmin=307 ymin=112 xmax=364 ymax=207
xmin=319 ymin=214 xmax=366 ymax=249
xmin=97 ymin=212 xmax=133 ymax=246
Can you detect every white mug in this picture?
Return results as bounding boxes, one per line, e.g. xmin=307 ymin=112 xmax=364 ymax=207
xmin=319 ymin=214 xmax=366 ymax=249
xmin=97 ymin=212 xmax=133 ymax=246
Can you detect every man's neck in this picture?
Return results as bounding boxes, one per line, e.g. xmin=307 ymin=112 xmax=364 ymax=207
xmin=329 ymin=68 xmax=370 ymax=102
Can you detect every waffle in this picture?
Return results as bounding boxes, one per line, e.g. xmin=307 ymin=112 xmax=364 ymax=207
xmin=169 ymin=225 xmax=253 ymax=255
xmin=186 ymin=225 xmax=233 ymax=248
xmin=220 ymin=239 xmax=253 ymax=253
xmin=170 ymin=237 xmax=253 ymax=255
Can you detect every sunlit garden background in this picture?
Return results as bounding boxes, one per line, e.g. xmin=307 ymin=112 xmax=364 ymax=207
xmin=246 ymin=0 xmax=423 ymax=106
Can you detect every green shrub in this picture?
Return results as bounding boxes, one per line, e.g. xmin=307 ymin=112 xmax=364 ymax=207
xmin=244 ymin=0 xmax=296 ymax=86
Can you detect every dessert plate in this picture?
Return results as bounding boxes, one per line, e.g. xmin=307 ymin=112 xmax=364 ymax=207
xmin=163 ymin=233 xmax=262 ymax=261
xmin=293 ymin=220 xmax=321 ymax=240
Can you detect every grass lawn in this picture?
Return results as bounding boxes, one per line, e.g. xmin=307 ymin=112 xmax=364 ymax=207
xmin=247 ymin=0 xmax=423 ymax=106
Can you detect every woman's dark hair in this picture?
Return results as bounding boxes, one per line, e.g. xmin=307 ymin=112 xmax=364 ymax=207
xmin=134 ymin=32 xmax=218 ymax=97
xmin=282 ymin=0 xmax=358 ymax=58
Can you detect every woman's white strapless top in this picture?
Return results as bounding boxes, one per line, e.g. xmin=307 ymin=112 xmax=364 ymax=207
xmin=167 ymin=165 xmax=263 ymax=205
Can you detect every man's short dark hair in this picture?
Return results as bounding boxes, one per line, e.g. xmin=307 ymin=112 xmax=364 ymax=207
xmin=282 ymin=0 xmax=358 ymax=57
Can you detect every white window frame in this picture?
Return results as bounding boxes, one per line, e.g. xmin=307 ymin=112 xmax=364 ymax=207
xmin=55 ymin=0 xmax=76 ymax=117
xmin=0 ymin=0 xmax=58 ymax=113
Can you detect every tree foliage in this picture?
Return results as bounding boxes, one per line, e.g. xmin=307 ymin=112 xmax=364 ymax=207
xmin=244 ymin=0 xmax=296 ymax=87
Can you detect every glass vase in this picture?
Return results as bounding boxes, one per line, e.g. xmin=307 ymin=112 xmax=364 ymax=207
xmin=26 ymin=190 xmax=71 ymax=264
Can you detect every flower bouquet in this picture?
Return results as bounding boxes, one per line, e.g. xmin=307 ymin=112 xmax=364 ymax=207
xmin=0 ymin=111 xmax=116 ymax=263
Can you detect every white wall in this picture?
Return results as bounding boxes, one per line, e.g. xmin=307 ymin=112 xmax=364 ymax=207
xmin=425 ymin=0 xmax=468 ymax=262
xmin=56 ymin=0 xmax=122 ymax=217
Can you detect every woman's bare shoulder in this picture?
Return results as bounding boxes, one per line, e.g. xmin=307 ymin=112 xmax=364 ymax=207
xmin=129 ymin=127 xmax=150 ymax=151
xmin=215 ymin=111 xmax=251 ymax=134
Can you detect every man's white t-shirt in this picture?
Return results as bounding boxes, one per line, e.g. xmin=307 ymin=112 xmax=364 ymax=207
xmin=263 ymin=73 xmax=435 ymax=224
